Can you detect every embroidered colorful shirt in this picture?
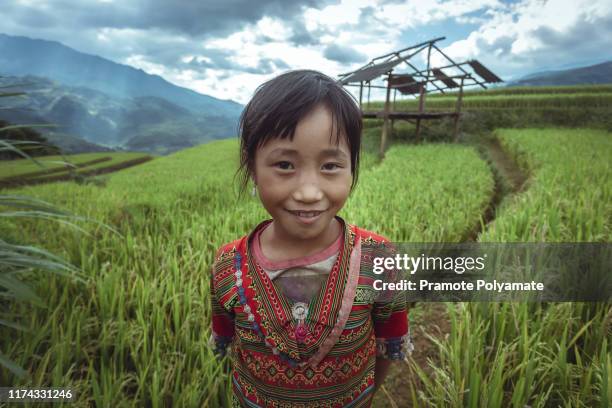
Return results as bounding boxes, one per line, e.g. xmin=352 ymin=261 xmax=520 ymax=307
xmin=209 ymin=216 xmax=412 ymax=408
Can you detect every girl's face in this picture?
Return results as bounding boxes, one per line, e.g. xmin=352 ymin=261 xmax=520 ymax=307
xmin=252 ymin=104 xmax=352 ymax=245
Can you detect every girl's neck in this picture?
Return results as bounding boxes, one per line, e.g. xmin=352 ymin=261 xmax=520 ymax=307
xmin=258 ymin=218 xmax=342 ymax=263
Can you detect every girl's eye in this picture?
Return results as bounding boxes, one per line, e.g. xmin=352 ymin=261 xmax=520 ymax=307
xmin=322 ymin=163 xmax=342 ymax=171
xmin=275 ymin=161 xmax=294 ymax=170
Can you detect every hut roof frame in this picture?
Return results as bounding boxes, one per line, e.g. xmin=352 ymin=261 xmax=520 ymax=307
xmin=335 ymin=37 xmax=503 ymax=157
xmin=338 ymin=37 xmax=502 ymax=96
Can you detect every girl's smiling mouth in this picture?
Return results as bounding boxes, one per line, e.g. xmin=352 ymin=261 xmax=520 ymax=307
xmin=285 ymin=209 xmax=326 ymax=224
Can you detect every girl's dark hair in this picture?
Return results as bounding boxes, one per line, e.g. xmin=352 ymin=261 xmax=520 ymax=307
xmin=235 ymin=69 xmax=362 ymax=196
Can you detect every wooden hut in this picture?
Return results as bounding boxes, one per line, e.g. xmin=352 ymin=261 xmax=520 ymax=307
xmin=337 ymin=37 xmax=502 ymax=158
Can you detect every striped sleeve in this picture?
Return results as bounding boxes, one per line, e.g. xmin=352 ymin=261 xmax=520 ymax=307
xmin=372 ymin=289 xmax=412 ymax=360
xmin=371 ymin=242 xmax=412 ymax=360
xmin=209 ymin=248 xmax=235 ymax=358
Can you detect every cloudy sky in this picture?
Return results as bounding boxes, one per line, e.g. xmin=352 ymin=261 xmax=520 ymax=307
xmin=3 ymin=0 xmax=611 ymax=104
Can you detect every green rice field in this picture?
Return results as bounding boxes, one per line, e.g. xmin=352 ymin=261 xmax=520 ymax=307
xmin=433 ymin=84 xmax=612 ymax=96
xmin=360 ymin=83 xmax=612 ymax=113
xmin=1 ymin=84 xmax=611 ymax=407
xmin=366 ymin=92 xmax=612 ymax=111
xmin=409 ymin=128 xmax=611 ymax=407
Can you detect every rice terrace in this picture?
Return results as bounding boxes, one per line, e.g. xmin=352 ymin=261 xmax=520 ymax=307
xmin=0 ymin=152 xmax=152 ymax=189
xmin=1 ymin=34 xmax=612 ymax=408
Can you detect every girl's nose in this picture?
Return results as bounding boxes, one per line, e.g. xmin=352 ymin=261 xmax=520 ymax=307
xmin=293 ymin=183 xmax=324 ymax=202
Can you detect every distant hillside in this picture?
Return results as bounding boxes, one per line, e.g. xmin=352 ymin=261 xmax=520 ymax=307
xmin=0 ymin=33 xmax=243 ymax=118
xmin=510 ymin=61 xmax=612 ymax=86
xmin=43 ymin=132 xmax=117 ymax=155
xmin=0 ymin=75 xmax=237 ymax=155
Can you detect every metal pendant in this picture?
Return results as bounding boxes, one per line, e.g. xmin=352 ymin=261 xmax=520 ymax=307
xmin=291 ymin=302 xmax=308 ymax=321
xmin=291 ymin=302 xmax=309 ymax=343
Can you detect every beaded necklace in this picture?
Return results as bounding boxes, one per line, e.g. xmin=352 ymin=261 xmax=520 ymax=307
xmin=233 ymin=252 xmax=301 ymax=368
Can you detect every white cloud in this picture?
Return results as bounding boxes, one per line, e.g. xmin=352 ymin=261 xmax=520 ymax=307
xmin=304 ymin=0 xmax=372 ymax=30
xmin=176 ymin=0 xmax=612 ymax=101
xmin=4 ymin=0 xmax=611 ymax=103
xmin=375 ymin=0 xmax=503 ymax=28
xmin=440 ymin=0 xmax=612 ymax=79
xmin=124 ymin=55 xmax=167 ymax=76
xmin=202 ymin=17 xmax=347 ymax=102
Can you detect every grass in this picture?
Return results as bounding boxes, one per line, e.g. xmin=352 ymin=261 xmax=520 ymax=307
xmin=342 ymin=143 xmax=493 ymax=242
xmin=480 ymin=128 xmax=611 ymax=242
xmin=409 ymin=128 xmax=612 ymax=407
xmin=411 ymin=302 xmax=611 ymax=407
xmin=0 ymin=135 xmax=493 ymax=406
xmin=0 ymin=139 xmax=256 ymax=406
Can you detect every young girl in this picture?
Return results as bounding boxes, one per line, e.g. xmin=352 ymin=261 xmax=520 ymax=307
xmin=209 ymin=70 xmax=412 ymax=407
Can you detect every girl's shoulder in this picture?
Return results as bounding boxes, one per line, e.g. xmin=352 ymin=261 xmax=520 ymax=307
xmin=210 ymin=236 xmax=248 ymax=309
xmin=210 ymin=235 xmax=248 ymax=281
xmin=350 ymin=224 xmax=391 ymax=246
xmin=213 ymin=235 xmax=247 ymax=272
xmin=213 ymin=236 xmax=246 ymax=261
xmin=350 ymin=224 xmax=397 ymax=259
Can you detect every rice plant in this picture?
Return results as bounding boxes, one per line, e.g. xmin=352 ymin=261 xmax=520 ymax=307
xmin=0 ymin=137 xmax=492 ymax=405
xmin=410 ymin=128 xmax=612 ymax=407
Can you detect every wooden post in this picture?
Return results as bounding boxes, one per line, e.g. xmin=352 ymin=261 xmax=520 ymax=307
xmin=415 ymin=43 xmax=432 ymax=142
xmin=391 ymin=78 xmax=396 ymax=138
xmin=415 ymin=83 xmax=426 ymax=140
xmin=379 ymin=74 xmax=393 ymax=159
xmin=359 ymin=81 xmax=363 ymax=109
xmin=425 ymin=43 xmax=432 ymax=91
xmin=453 ymin=77 xmax=465 ymax=142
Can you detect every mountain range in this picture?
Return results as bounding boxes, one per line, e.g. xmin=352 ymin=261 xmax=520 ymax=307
xmin=0 ymin=33 xmax=242 ymax=117
xmin=0 ymin=33 xmax=242 ymax=155
xmin=510 ymin=60 xmax=612 ymax=86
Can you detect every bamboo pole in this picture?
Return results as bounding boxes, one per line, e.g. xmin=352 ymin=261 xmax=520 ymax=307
xmin=337 ymin=37 xmax=445 ymax=78
xmin=379 ymin=74 xmax=393 ymax=159
xmin=415 ymin=83 xmax=425 ymax=140
xmin=415 ymin=45 xmax=432 ymax=142
xmin=359 ymin=81 xmax=363 ymax=108
xmin=454 ymin=77 xmax=465 ymax=142
xmin=433 ymin=44 xmax=487 ymax=90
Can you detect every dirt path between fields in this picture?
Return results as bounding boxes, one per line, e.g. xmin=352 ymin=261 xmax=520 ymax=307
xmin=372 ymin=135 xmax=528 ymax=408
xmin=482 ymin=137 xmax=527 ymax=194
xmin=461 ymin=137 xmax=528 ymax=242
xmin=372 ymin=302 xmax=451 ymax=407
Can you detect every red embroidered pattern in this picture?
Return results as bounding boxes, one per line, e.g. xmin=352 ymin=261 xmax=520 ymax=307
xmin=245 ymin=220 xmax=355 ymax=362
